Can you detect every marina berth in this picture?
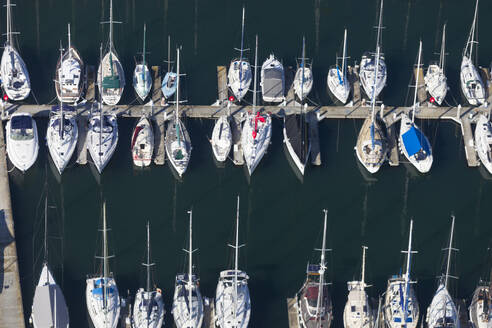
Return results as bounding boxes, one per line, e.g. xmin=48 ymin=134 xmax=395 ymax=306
xmin=327 ymin=29 xmax=351 ymax=105
xmin=293 ymin=37 xmax=313 ymax=102
xmin=6 ymin=112 xmax=39 ymax=172
xmin=133 ymin=24 xmax=152 ymax=103
xmin=131 ymin=114 xmax=154 ymax=167
xmin=424 ymin=24 xmax=448 ymax=106
xmin=211 ymin=115 xmax=232 ymax=163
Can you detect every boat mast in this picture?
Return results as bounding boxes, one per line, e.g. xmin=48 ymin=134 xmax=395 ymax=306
xmin=167 ymin=35 xmax=171 ymax=73
xmin=361 ymin=246 xmax=367 ymax=286
xmin=439 ymin=24 xmax=446 ymax=72
xmin=253 ymin=35 xmax=258 ymax=110
xmin=315 ymin=209 xmax=328 ymax=323
xmin=187 ymin=209 xmax=194 ymax=319
xmin=99 ymin=44 xmax=103 ymax=161
xmin=109 ymin=0 xmax=114 ymax=49
xmin=142 ymin=24 xmax=147 ymax=82
xmin=146 ymin=221 xmax=151 ymax=293
xmin=175 ymin=47 xmax=181 ymax=142
xmin=300 ymin=36 xmax=305 ymax=104
xmin=444 ymin=216 xmax=455 ymax=289
xmin=44 ymin=196 xmax=49 ymax=284
xmin=341 ymin=29 xmax=347 ymax=85
xmin=233 ymin=196 xmax=241 ymax=326
xmin=102 ymin=201 xmax=109 ymax=309
xmin=469 ymin=0 xmax=479 ymax=61
xmin=411 ymin=41 xmax=422 ymax=124
xmin=370 ymin=45 xmax=380 ymax=124
xmin=58 ymin=42 xmax=65 ymax=139
xmin=375 ymin=0 xmax=384 ymax=56
xmin=402 ymin=220 xmax=415 ymax=324
xmin=238 ymin=6 xmax=246 ymax=96
xmin=6 ymin=0 xmax=12 ymax=45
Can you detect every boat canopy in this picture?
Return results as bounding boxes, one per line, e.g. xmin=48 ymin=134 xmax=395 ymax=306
xmin=103 ymin=75 xmax=120 ymax=89
xmin=11 ymin=115 xmax=32 ymax=129
xmin=263 ymin=68 xmax=283 ymax=98
xmin=402 ymin=126 xmax=429 ymax=157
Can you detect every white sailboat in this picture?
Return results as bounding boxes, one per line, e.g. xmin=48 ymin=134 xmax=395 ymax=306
xmin=460 ymin=0 xmax=485 ymax=107
xmin=132 ymin=222 xmax=165 ymax=328
xmin=474 ymin=114 xmax=492 ymax=174
xmin=98 ymin=0 xmax=125 ymax=106
xmin=211 ymin=115 xmax=232 ymax=163
xmin=293 ymin=37 xmax=313 ymax=101
xmin=131 ymin=114 xmax=154 ymax=167
xmin=6 ymin=112 xmax=39 ymax=172
xmin=327 ymin=29 xmax=351 ymax=104
xmin=172 ymin=209 xmax=204 ymax=328
xmin=227 ymin=6 xmax=252 ymax=103
xmin=30 ymin=197 xmax=70 ymax=328
xmin=426 ymin=216 xmax=460 ymax=328
xmin=165 ymin=47 xmax=191 ymax=177
xmin=242 ymin=35 xmax=272 ymax=176
xmin=359 ymin=0 xmax=386 ymax=101
xmin=55 ymin=23 xmax=84 ymax=104
xmin=383 ymin=220 xmax=419 ymax=328
xmin=88 ymin=45 xmax=119 ymax=174
xmin=261 ymin=54 xmax=284 ymax=103
xmin=297 ymin=209 xmax=332 ymax=328
xmin=424 ymin=24 xmax=448 ymax=106
xmin=343 ymin=246 xmax=375 ymax=328
xmin=355 ymin=35 xmax=387 ymax=174
xmin=469 ymin=280 xmax=492 ymax=328
xmin=399 ymin=41 xmax=433 ymax=174
xmin=133 ymin=24 xmax=152 ymax=102
xmin=0 ymin=0 xmax=30 ymax=101
xmin=86 ymin=201 xmax=120 ymax=328
xmin=215 ymin=196 xmax=251 ymax=328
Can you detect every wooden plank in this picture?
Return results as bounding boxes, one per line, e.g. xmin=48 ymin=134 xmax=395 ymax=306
xmin=287 ymin=298 xmax=300 ymax=328
xmin=217 ymin=66 xmax=228 ymax=103
xmin=231 ymin=114 xmax=244 ymax=165
xmin=151 ymin=66 xmax=162 ymax=105
xmin=285 ymin=66 xmax=297 ymax=106
xmin=75 ymin=115 xmax=88 ymax=165
xmin=414 ymin=67 xmax=427 ymax=105
xmin=307 ymin=111 xmax=321 ymax=166
xmin=0 ymin=120 xmax=26 ymax=328
xmin=85 ymin=65 xmax=95 ymax=102
xmin=387 ymin=123 xmax=399 ymax=166
xmin=203 ymin=297 xmax=215 ymax=328
xmin=460 ymin=115 xmax=479 ymax=167
xmin=153 ymin=113 xmax=166 ymax=165
xmin=348 ymin=65 xmax=361 ymax=106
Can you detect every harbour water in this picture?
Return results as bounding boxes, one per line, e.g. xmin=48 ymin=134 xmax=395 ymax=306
xmin=7 ymin=0 xmax=492 ymax=327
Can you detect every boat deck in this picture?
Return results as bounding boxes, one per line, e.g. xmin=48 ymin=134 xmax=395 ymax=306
xmin=286 ymin=297 xmax=300 ymax=328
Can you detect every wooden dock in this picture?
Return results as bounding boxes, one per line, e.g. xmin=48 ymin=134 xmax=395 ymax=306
xmin=203 ymin=297 xmax=216 ymax=328
xmin=0 ymin=120 xmax=25 ymax=328
xmin=151 ymin=66 xmax=162 ymax=105
xmin=307 ymin=111 xmax=321 ymax=165
xmin=75 ymin=115 xmax=89 ymax=165
xmin=348 ymin=65 xmax=361 ymax=106
xmin=153 ymin=112 xmax=166 ymax=165
xmin=216 ymin=66 xmax=228 ymax=104
xmin=231 ymin=113 xmax=244 ymax=165
xmin=85 ymin=65 xmax=95 ymax=102
xmin=414 ymin=67 xmax=427 ymax=105
xmin=387 ymin=123 xmax=400 ymax=166
xmin=459 ymin=113 xmax=479 ymax=167
xmin=287 ymin=297 xmax=300 ymax=328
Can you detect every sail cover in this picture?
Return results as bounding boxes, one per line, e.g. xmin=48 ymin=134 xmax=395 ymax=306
xmin=11 ymin=115 xmax=32 ymax=129
xmin=402 ymin=126 xmax=429 ymax=157
xmin=32 ymin=284 xmax=70 ymax=327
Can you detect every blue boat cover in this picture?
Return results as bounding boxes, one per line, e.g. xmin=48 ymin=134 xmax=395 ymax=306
xmin=402 ymin=126 xmax=429 ymax=157
xmin=11 ymin=116 xmax=32 ymax=129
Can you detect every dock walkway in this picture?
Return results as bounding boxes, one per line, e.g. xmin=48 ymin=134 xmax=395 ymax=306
xmin=0 ymin=120 xmax=25 ymax=328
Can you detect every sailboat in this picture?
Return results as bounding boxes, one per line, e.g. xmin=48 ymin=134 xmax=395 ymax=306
xmin=88 ymin=45 xmax=119 ymax=174
xmin=383 ymin=220 xmax=419 ymax=328
xmin=227 ymin=6 xmax=252 ymax=103
xmin=132 ymin=222 xmax=165 ymax=328
xmin=297 ymin=209 xmax=333 ymax=328
xmin=293 ymin=37 xmax=313 ymax=101
xmin=327 ymin=29 xmax=351 ymax=105
xmin=29 ymin=197 xmax=70 ymax=328
xmin=215 ymin=196 xmax=251 ymax=328
xmin=424 ymin=24 xmax=448 ymax=106
xmin=460 ymin=0 xmax=485 ymax=106
xmin=98 ymin=0 xmax=125 ymax=106
xmin=6 ymin=112 xmax=39 ymax=172
xmin=55 ymin=24 xmax=84 ymax=104
xmin=131 ymin=113 xmax=154 ymax=167
xmin=172 ymin=209 xmax=204 ymax=328
xmin=359 ymin=0 xmax=386 ymax=100
xmin=469 ymin=278 xmax=492 ymax=328
xmin=162 ymin=36 xmax=177 ymax=101
xmin=242 ymin=35 xmax=272 ymax=176
xmin=261 ymin=54 xmax=284 ymax=103
xmin=343 ymin=246 xmax=375 ymax=328
xmin=86 ymin=201 xmax=120 ymax=328
xmin=355 ymin=34 xmax=387 ymax=174
xmin=211 ymin=114 xmax=232 ymax=163
xmin=133 ymin=24 xmax=152 ymax=102
xmin=399 ymin=41 xmax=433 ymax=174
xmin=165 ymin=47 xmax=191 ymax=177
xmin=426 ymin=216 xmax=460 ymax=328
xmin=0 ymin=0 xmax=30 ymax=101
xmin=474 ymin=114 xmax=492 ymax=174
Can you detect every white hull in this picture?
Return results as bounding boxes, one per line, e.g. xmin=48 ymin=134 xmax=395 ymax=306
xmin=56 ymin=47 xmax=84 ymax=104
xmin=475 ymin=114 xmax=492 ymax=174
xmin=87 ymin=112 xmax=119 ymax=174
xmin=97 ymin=50 xmax=125 ymax=106
xmin=460 ymin=56 xmax=486 ymax=106
xmin=86 ymin=277 xmax=120 ymax=328
xmin=426 ymin=284 xmax=459 ymax=328
xmin=359 ymin=53 xmax=386 ymax=100
xmin=384 ymin=278 xmax=419 ymax=328
xmin=215 ymin=270 xmax=251 ymax=328
xmin=131 ymin=115 xmax=154 ymax=167
xmin=133 ymin=64 xmax=152 ymax=102
xmin=228 ymin=60 xmax=252 ymax=102
xmin=343 ymin=281 xmax=374 ymax=328
xmin=469 ymin=285 xmax=492 ymax=328
xmin=327 ymin=68 xmax=350 ymax=104
xmin=211 ymin=116 xmax=232 ymax=162
xmin=424 ymin=64 xmax=447 ymax=105
xmin=165 ymin=117 xmax=191 ymax=177
xmin=399 ymin=113 xmax=433 ymax=173
xmin=1 ymin=44 xmax=30 ymax=101
xmin=241 ymin=112 xmax=272 ymax=175
xmin=355 ymin=117 xmax=387 ymax=174
xmin=293 ymin=67 xmax=313 ymax=101
xmin=46 ymin=113 xmax=78 ymax=174
xmin=172 ymin=277 xmax=204 ymax=328
xmin=132 ymin=289 xmax=164 ymax=328
xmin=260 ymin=55 xmax=284 ymax=103
xmin=6 ymin=113 xmax=38 ymax=172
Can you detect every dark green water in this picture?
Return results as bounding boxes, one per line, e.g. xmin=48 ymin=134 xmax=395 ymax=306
xmin=7 ymin=0 xmax=492 ymax=327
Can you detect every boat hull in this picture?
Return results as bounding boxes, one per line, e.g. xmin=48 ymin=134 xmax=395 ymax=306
xmin=398 ymin=113 xmax=433 ymax=173
xmin=260 ymin=55 xmax=285 ymax=103
xmin=55 ymin=47 xmax=84 ymax=104
xmin=327 ymin=67 xmax=350 ymax=104
xmin=383 ymin=277 xmax=419 ymax=328
xmin=460 ymin=56 xmax=486 ymax=106
xmin=283 ymin=115 xmax=310 ymax=176
xmin=165 ymin=117 xmax=191 ymax=177
xmin=97 ymin=50 xmax=125 ymax=106
xmin=133 ymin=64 xmax=152 ymax=102
xmin=228 ymin=59 xmax=252 ymax=102
xmin=475 ymin=114 xmax=492 ymax=174
xmin=359 ymin=53 xmax=386 ymax=101
xmin=6 ymin=113 xmax=39 ymax=172
xmin=86 ymin=277 xmax=120 ymax=328
xmin=211 ymin=116 xmax=232 ymax=162
xmin=293 ymin=67 xmax=313 ymax=101
xmin=355 ymin=116 xmax=387 ymax=174
xmin=131 ymin=115 xmax=154 ymax=167
xmin=1 ymin=44 xmax=31 ymax=101
xmin=132 ymin=289 xmax=165 ymax=328
xmin=87 ymin=112 xmax=119 ymax=174
xmin=215 ymin=270 xmax=251 ymax=328
xmin=424 ymin=64 xmax=447 ymax=106
xmin=46 ymin=113 xmax=78 ymax=174
xmin=241 ymin=112 xmax=272 ymax=175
